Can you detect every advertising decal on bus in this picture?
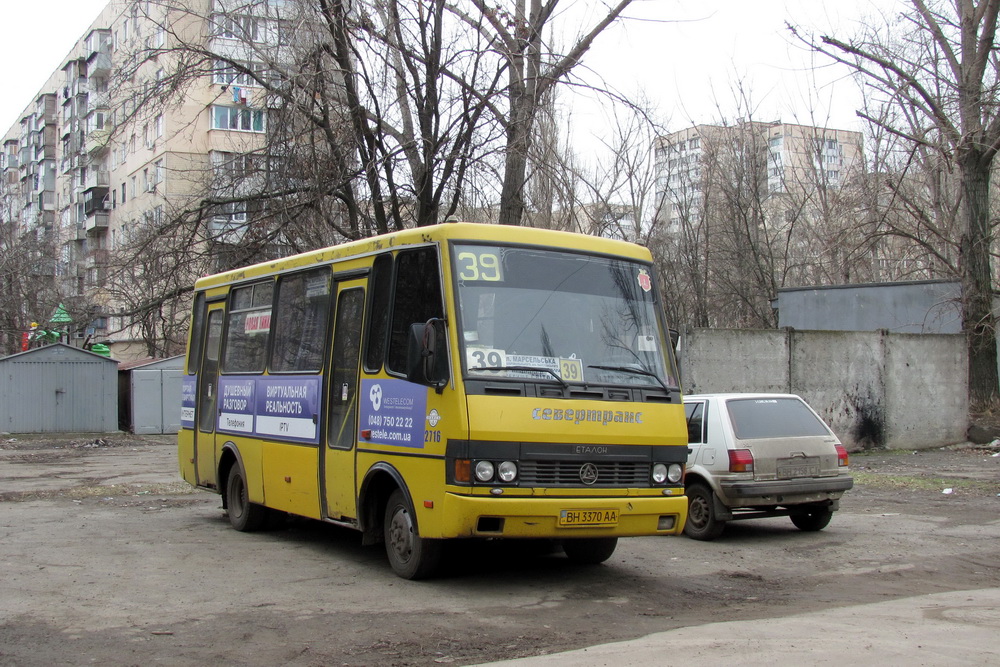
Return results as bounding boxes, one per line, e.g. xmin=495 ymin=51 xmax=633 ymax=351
xmin=360 ymin=379 xmax=427 ymax=447
xmin=215 ymin=376 xmax=321 ymax=443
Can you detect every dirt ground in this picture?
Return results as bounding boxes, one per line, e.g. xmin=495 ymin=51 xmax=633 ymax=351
xmin=0 ymin=434 xmax=998 ymax=666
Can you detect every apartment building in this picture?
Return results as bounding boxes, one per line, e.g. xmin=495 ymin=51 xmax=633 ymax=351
xmin=1 ymin=0 xmax=284 ymax=360
xmin=654 ymin=120 xmax=864 ymax=228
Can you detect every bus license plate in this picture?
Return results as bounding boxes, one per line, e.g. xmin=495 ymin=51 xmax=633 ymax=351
xmin=559 ymin=509 xmax=619 ymax=527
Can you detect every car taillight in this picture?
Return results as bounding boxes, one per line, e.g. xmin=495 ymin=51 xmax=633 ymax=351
xmin=835 ymin=444 xmax=849 ymax=467
xmin=728 ymin=449 xmax=754 ymax=473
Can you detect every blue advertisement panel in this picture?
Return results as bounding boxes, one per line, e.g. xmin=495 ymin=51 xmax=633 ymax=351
xmin=181 ymin=376 xmax=196 ymax=429
xmin=255 ymin=377 xmax=321 ymax=443
xmin=217 ymin=378 xmax=255 ymax=435
xmin=359 ymin=379 xmax=428 ymax=448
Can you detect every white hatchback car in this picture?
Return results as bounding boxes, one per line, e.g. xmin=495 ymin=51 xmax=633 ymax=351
xmin=683 ymin=393 xmax=854 ymax=540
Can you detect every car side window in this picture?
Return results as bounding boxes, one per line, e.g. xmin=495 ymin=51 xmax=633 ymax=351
xmin=685 ymin=402 xmax=705 ymax=444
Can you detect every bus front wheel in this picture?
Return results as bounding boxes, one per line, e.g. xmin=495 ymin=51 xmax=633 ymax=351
xmin=226 ymin=465 xmax=268 ymax=532
xmin=383 ymin=489 xmax=443 ymax=580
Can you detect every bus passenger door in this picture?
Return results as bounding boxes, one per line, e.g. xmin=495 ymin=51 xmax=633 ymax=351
xmin=195 ymin=306 xmax=225 ymax=487
xmin=322 ymin=281 xmax=366 ymax=520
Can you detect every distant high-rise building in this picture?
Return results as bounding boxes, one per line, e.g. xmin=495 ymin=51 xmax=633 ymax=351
xmin=1 ymin=0 xmax=286 ymax=359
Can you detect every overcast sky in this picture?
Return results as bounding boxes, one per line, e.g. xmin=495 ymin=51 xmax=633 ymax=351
xmin=1 ymin=0 xmax=895 ymax=141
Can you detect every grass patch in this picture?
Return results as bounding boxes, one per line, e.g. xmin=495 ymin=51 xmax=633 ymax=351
xmin=853 ymin=471 xmax=998 ymax=494
xmin=0 ymin=481 xmax=199 ymax=503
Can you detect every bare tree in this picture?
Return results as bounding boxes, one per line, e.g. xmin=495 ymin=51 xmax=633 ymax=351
xmin=798 ymin=0 xmax=1000 ymax=405
xmin=0 ymin=192 xmax=64 ymax=356
xmin=466 ymin=0 xmax=635 ymax=226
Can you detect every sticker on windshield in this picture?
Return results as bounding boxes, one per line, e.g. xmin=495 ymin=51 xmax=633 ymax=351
xmin=637 ymin=334 xmax=657 ymax=352
xmin=467 ymin=348 xmax=568 ymax=380
xmin=559 ymin=357 xmax=584 ymax=382
xmin=637 ymin=269 xmax=652 ymax=292
xmin=467 ymin=347 xmax=506 ymax=370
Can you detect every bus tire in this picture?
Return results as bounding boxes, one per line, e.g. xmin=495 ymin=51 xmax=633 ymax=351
xmin=383 ymin=489 xmax=442 ymax=580
xmin=226 ymin=464 xmax=268 ymax=532
xmin=563 ymin=537 xmax=618 ymax=564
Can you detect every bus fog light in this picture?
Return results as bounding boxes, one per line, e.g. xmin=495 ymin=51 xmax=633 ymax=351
xmin=652 ymin=463 xmax=667 ymax=484
xmin=497 ymin=461 xmax=518 ymax=482
xmin=474 ymin=460 xmax=495 ymax=482
xmin=667 ymin=463 xmax=684 ymax=483
xmin=657 ymin=515 xmax=676 ymax=530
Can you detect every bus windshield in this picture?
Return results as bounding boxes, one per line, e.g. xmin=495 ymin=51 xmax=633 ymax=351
xmin=454 ymin=244 xmax=677 ymax=388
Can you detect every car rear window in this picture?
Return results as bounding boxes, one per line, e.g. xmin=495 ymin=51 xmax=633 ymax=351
xmin=725 ymin=397 xmax=830 ymax=439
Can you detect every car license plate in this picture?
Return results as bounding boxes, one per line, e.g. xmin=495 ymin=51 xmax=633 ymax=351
xmin=558 ymin=508 xmax=619 ymax=527
xmin=777 ymin=457 xmax=820 ymax=479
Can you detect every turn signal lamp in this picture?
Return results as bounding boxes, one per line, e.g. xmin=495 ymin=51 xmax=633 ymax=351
xmin=835 ymin=445 xmax=850 ymax=467
xmin=728 ymin=449 xmax=754 ymax=473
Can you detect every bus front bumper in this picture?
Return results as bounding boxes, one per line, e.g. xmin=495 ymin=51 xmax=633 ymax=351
xmin=431 ymin=493 xmax=688 ymax=539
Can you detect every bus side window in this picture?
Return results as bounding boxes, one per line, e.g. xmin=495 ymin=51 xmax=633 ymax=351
xmin=387 ymin=247 xmax=443 ymax=374
xmin=187 ymin=292 xmax=206 ymax=375
xmin=199 ymin=311 xmax=224 ymax=433
xmin=364 ymin=253 xmax=393 ymax=372
xmin=223 ymin=281 xmax=274 ymax=373
xmin=270 ymin=269 xmax=332 ymax=373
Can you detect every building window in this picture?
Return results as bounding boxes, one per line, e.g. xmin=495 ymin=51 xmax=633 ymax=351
xmin=214 ymin=201 xmax=248 ymax=224
xmin=214 ymin=13 xmax=260 ymax=41
xmin=155 ymin=114 xmax=164 ymax=138
xmin=213 ymin=60 xmax=269 ymax=87
xmin=211 ymin=106 xmax=265 ymax=133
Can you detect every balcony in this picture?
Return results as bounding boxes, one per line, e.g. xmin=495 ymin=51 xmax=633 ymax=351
xmin=85 ymin=169 xmax=110 ymax=190
xmin=84 ymin=212 xmax=109 ymax=234
xmin=37 ymin=190 xmax=56 ymax=211
xmin=85 ymin=248 xmax=110 ymax=268
xmin=85 ymin=128 xmax=110 ymax=155
xmin=88 ymin=90 xmax=110 ymax=111
xmin=83 ymin=187 xmax=109 ymax=216
xmin=87 ymin=51 xmax=111 ymax=77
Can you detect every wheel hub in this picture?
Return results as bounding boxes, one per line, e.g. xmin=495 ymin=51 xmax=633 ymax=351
xmin=388 ymin=508 xmax=414 ymax=563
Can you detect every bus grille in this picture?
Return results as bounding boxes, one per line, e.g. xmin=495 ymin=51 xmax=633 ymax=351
xmin=518 ymin=461 xmax=650 ymax=487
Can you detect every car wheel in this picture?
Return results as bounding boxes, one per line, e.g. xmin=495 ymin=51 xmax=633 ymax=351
xmin=563 ymin=537 xmax=618 ymax=564
xmin=384 ymin=489 xmax=443 ymax=580
xmin=226 ymin=464 xmax=268 ymax=532
xmin=790 ymin=508 xmax=833 ymax=532
xmin=684 ymin=483 xmax=725 ymax=541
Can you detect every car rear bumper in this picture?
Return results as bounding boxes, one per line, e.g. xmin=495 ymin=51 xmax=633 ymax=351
xmin=721 ymin=475 xmax=854 ymax=498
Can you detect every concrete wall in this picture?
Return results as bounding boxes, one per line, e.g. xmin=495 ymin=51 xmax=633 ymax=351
xmin=775 ymin=281 xmax=962 ymax=333
xmin=679 ymin=328 xmax=968 ymax=450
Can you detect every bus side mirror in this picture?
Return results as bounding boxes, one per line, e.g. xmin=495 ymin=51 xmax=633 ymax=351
xmin=407 ymin=319 xmax=448 ymax=391
xmin=669 ymin=328 xmax=680 ymax=354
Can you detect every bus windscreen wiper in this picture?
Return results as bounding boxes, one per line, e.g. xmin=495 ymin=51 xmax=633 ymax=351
xmin=473 ymin=365 xmax=568 ymax=388
xmin=587 ymin=364 xmax=671 ymax=392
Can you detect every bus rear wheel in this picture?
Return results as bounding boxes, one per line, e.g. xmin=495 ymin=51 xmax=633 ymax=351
xmin=563 ymin=537 xmax=618 ymax=564
xmin=383 ymin=489 xmax=443 ymax=580
xmin=226 ymin=465 xmax=268 ymax=532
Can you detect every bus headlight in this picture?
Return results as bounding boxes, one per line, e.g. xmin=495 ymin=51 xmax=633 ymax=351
xmin=474 ymin=460 xmax=495 ymax=482
xmin=652 ymin=463 xmax=668 ymax=484
xmin=667 ymin=463 xmax=684 ymax=483
xmin=497 ymin=461 xmax=518 ymax=482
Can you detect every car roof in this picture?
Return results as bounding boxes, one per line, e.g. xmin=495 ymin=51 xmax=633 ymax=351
xmin=683 ymin=393 xmax=804 ymax=402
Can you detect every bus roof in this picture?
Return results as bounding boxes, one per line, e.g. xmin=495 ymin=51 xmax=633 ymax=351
xmin=193 ymin=222 xmax=652 ymax=290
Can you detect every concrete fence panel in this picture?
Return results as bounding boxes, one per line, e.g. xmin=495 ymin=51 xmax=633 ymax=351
xmin=680 ymin=328 xmax=968 ymax=450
